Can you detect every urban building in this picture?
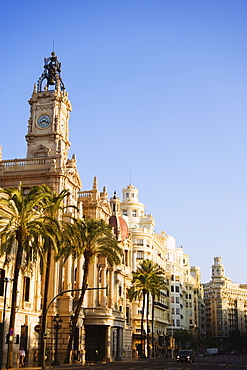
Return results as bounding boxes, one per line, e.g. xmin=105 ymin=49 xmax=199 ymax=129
xmin=204 ymin=257 xmax=247 ymax=340
xmin=119 ymin=184 xmax=205 ymax=354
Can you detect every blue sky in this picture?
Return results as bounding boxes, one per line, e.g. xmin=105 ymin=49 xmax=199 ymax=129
xmin=1 ymin=0 xmax=246 ymax=283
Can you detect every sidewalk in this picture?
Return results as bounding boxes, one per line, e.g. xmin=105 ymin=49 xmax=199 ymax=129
xmin=2 ymin=355 xmax=166 ymax=370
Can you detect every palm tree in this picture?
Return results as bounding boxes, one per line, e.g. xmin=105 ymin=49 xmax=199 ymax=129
xmin=150 ymin=274 xmax=167 ymax=357
xmin=61 ymin=217 xmax=122 ymax=364
xmin=37 ymin=185 xmax=71 ymax=368
xmin=128 ymin=276 xmax=146 ymax=358
xmin=0 ymin=184 xmax=50 ymax=368
xmin=128 ymin=260 xmax=165 ymax=358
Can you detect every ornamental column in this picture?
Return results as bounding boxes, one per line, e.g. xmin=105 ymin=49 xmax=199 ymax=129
xmin=103 ymin=326 xmax=112 ymax=362
xmin=58 ymin=255 xmax=73 ymax=315
xmin=108 ymin=268 xmax=114 ymax=308
xmin=100 ymin=264 xmax=107 ymax=307
xmin=76 ymin=257 xmax=83 ymax=297
xmin=115 ymin=327 xmax=123 ymax=361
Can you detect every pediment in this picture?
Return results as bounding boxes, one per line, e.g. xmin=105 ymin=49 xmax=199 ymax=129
xmin=33 ymin=145 xmax=51 ymax=158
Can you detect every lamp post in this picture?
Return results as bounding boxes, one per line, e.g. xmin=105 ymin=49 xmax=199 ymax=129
xmin=51 ymin=314 xmax=62 ymax=366
xmin=0 ymin=278 xmax=13 ymax=370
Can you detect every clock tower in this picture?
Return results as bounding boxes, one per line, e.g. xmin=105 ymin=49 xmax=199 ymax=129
xmin=26 ymin=52 xmax=71 ymax=163
xmin=0 ymin=51 xmax=81 ymax=196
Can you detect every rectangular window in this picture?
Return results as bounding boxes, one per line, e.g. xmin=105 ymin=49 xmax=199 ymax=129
xmin=119 ymin=285 xmax=122 ymax=297
xmin=125 ymin=250 xmax=128 ymax=266
xmin=126 ymin=307 xmax=130 ymax=323
xmin=176 ymin=319 xmax=180 ymax=327
xmin=122 ymin=210 xmax=127 ymax=216
xmin=176 ymin=308 xmax=180 ymax=315
xmin=132 ymin=210 xmax=137 ymax=217
xmin=126 ymin=193 xmax=129 ymax=198
xmin=23 ymin=276 xmax=30 ymax=302
xmin=171 ymin=286 xmax=174 ymax=292
xmin=0 ymin=269 xmax=5 ymax=296
xmin=137 ymin=239 xmax=144 ymax=246
xmin=137 ymin=252 xmax=144 ymax=260
xmin=176 ymin=297 xmax=180 ymax=303
xmin=175 ymin=286 xmax=179 ymax=293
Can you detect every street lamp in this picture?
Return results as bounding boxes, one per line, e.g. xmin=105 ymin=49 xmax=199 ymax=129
xmin=0 ymin=278 xmax=13 ymax=370
xmin=51 ymin=314 xmax=62 ymax=366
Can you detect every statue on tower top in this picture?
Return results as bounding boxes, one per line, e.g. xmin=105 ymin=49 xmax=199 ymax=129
xmin=37 ymin=52 xmax=65 ymax=92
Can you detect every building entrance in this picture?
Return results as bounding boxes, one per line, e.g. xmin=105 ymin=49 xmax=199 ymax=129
xmin=85 ymin=325 xmax=106 ymax=362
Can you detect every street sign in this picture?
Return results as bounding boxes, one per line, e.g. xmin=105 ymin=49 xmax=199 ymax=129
xmin=34 ymin=324 xmax=41 ymax=333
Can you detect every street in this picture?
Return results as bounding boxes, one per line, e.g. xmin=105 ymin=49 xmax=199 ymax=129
xmin=53 ymin=355 xmax=247 ymax=370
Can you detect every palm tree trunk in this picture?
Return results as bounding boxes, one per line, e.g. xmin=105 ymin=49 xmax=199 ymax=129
xmin=6 ymin=240 xmax=23 ymax=369
xmin=151 ymin=294 xmax=155 ymax=357
xmin=39 ymin=243 xmax=52 ymax=368
xmin=146 ymin=292 xmax=150 ymax=358
xmin=140 ymin=290 xmax=146 ymax=358
xmin=64 ymin=257 xmax=89 ymax=364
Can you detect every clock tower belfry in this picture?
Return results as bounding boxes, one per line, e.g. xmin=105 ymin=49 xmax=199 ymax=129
xmin=26 ymin=52 xmax=71 ymax=162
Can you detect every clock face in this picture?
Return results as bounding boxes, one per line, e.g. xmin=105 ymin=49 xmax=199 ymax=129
xmin=37 ymin=114 xmax=51 ymax=128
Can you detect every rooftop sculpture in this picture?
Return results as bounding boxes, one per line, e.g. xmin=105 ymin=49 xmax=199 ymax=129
xmin=37 ymin=52 xmax=65 ymax=92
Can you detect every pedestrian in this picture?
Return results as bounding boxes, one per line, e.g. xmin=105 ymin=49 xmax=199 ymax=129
xmin=94 ymin=349 xmax=98 ymax=363
xmin=19 ymin=348 xmax=25 ymax=367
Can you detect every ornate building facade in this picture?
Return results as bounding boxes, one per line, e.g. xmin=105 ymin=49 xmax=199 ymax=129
xmin=204 ymin=257 xmax=247 ymax=340
xmin=119 ymin=184 xmax=205 ymax=355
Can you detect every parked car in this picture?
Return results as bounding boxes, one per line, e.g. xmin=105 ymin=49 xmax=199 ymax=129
xmin=176 ymin=350 xmax=195 ymax=363
xmin=205 ymin=347 xmax=219 ymax=355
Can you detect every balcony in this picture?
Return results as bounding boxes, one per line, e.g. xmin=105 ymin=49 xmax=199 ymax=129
xmin=0 ymin=157 xmax=56 ymax=170
xmin=154 ymin=301 xmax=169 ymax=310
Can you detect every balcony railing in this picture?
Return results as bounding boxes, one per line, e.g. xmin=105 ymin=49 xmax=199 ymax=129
xmin=0 ymin=157 xmax=56 ymax=168
xmin=78 ymin=191 xmax=92 ymax=198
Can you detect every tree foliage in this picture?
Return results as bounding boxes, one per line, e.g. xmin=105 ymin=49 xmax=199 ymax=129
xmin=128 ymin=259 xmax=166 ymax=357
xmin=61 ymin=217 xmax=122 ymax=363
xmin=0 ymin=184 xmax=50 ymax=368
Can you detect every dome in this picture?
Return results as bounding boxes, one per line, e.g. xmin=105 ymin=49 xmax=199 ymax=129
xmin=109 ymin=215 xmax=129 ymax=240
